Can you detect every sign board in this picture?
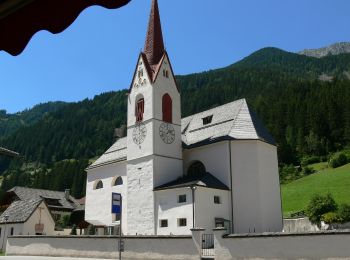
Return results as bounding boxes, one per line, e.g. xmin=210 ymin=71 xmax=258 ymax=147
xmin=112 ymin=193 xmax=121 ymax=214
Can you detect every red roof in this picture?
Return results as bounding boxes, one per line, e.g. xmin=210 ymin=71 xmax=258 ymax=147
xmin=143 ymin=0 xmax=165 ymax=69
xmin=0 ymin=0 xmax=131 ymax=56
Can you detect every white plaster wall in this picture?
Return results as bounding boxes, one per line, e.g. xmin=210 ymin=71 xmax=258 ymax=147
xmin=152 ymin=55 xmax=181 ymax=126
xmin=0 ymin=223 xmax=22 ymax=251
xmin=230 ymin=140 xmax=263 ymax=233
xmin=85 ymin=161 xmax=127 ymax=231
xmin=127 ymin=158 xmax=155 ymax=235
xmin=195 ymin=187 xmax=231 ymax=232
xmin=127 ymin=121 xmax=154 ymax=161
xmin=230 ymin=140 xmax=282 ymax=233
xmin=153 ymin=156 xmax=183 ymax=187
xmin=155 ymin=188 xmax=193 ymax=235
xmin=6 ymin=236 xmax=199 ymax=260
xmin=128 ymin=55 xmax=153 ymax=127
xmin=153 ymin=120 xmax=182 ymax=160
xmin=183 ymin=141 xmax=231 ymax=187
xmin=257 ymin=141 xmax=283 ymax=232
xmin=22 ymin=202 xmax=55 ymax=236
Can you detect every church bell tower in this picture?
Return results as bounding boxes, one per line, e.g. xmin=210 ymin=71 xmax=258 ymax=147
xmin=126 ymin=0 xmax=183 ymax=235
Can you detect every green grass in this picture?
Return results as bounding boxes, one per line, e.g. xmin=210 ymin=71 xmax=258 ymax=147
xmin=281 ymin=163 xmax=350 ymax=217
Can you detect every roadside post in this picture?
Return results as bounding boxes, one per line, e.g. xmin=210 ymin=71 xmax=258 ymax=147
xmin=112 ymin=193 xmax=123 ymax=260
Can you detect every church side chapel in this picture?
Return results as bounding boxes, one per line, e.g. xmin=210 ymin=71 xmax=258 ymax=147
xmin=85 ymin=0 xmax=283 ymax=235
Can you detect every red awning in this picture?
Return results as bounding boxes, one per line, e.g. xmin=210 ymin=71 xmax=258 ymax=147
xmin=0 ymin=0 xmax=131 ymax=56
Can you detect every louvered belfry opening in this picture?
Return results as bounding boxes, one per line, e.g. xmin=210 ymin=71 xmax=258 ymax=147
xmin=162 ymin=94 xmax=172 ymax=123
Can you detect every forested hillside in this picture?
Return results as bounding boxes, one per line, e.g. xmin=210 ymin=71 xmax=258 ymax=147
xmin=0 ymin=101 xmax=68 ymax=139
xmin=1 ymin=47 xmax=350 ymax=198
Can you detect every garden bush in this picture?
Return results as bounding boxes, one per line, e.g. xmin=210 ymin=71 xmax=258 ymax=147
xmin=329 ymin=152 xmax=348 ymax=168
xmin=301 ymin=156 xmax=321 ymax=166
xmin=337 ymin=204 xmax=350 ymax=223
xmin=306 ymin=193 xmax=337 ymax=224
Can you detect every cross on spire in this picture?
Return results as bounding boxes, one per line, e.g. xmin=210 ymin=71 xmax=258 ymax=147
xmin=144 ymin=0 xmax=165 ymax=68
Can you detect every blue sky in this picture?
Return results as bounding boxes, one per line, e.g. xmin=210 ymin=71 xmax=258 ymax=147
xmin=1 ymin=0 xmax=350 ymax=113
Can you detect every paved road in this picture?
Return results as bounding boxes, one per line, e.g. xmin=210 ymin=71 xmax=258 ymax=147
xmin=0 ymin=257 xmax=111 ymax=260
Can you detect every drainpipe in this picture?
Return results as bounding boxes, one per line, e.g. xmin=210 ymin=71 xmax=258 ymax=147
xmin=189 ymin=185 xmax=197 ymax=228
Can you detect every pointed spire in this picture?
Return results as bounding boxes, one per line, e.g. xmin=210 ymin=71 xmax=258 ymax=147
xmin=144 ymin=0 xmax=165 ymax=67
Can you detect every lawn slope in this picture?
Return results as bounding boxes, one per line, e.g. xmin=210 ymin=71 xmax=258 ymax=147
xmin=281 ymin=163 xmax=350 ymax=216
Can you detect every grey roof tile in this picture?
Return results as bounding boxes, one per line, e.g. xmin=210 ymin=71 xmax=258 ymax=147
xmin=8 ymin=186 xmax=79 ymax=210
xmin=87 ymin=137 xmax=127 ymax=169
xmin=0 ymin=198 xmax=42 ymax=224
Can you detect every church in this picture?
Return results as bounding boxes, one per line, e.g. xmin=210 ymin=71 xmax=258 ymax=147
xmin=85 ymin=0 xmax=283 ymax=236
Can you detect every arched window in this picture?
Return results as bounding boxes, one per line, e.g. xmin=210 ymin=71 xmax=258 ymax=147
xmin=135 ymin=96 xmax=145 ymax=122
xmin=94 ymin=180 xmax=103 ymax=190
xmin=162 ymin=94 xmax=172 ymax=123
xmin=187 ymin=161 xmax=206 ymax=178
xmin=113 ymin=176 xmax=123 ymax=186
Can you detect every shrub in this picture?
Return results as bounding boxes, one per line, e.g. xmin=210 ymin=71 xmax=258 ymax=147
xmin=302 ymin=166 xmax=315 ymax=176
xmin=70 ymin=224 xmax=77 ymax=235
xmin=321 ymin=212 xmax=339 ymax=224
xmin=306 ymin=193 xmax=338 ymax=224
xmin=279 ymin=164 xmax=300 ymax=183
xmin=329 ymin=152 xmax=348 ymax=168
xmin=337 ymin=204 xmax=350 ymax=223
xmin=301 ymin=156 xmax=320 ymax=166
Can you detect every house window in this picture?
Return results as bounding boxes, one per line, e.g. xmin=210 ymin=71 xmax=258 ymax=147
xmin=202 ymin=115 xmax=213 ymax=125
xmin=214 ymin=196 xmax=221 ymax=204
xmin=188 ymin=161 xmax=206 ymax=178
xmin=178 ymin=218 xmax=187 ymax=227
xmin=162 ymin=94 xmax=172 ymax=123
xmin=135 ymin=97 xmax=145 ymax=122
xmin=10 ymin=227 xmax=14 ymax=236
xmin=163 ymin=70 xmax=169 ymax=78
xmin=94 ymin=180 xmax=103 ymax=190
xmin=160 ymin=219 xmax=168 ymax=228
xmin=113 ymin=176 xmax=123 ymax=186
xmin=178 ymin=194 xmax=186 ymax=203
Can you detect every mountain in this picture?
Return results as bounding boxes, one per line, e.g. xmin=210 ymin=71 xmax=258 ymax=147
xmin=299 ymin=42 xmax=350 ymax=58
xmin=1 ymin=46 xmax=350 ymax=197
xmin=0 ymin=102 xmax=68 ymax=140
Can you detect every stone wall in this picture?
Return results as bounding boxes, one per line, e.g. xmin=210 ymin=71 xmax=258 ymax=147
xmin=6 ymin=235 xmax=200 ymax=260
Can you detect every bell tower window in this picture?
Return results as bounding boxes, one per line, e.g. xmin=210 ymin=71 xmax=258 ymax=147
xmin=136 ymin=97 xmax=145 ymax=122
xmin=162 ymin=94 xmax=172 ymax=123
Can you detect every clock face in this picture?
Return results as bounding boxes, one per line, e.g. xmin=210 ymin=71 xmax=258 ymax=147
xmin=159 ymin=123 xmax=175 ymax=144
xmin=132 ymin=123 xmax=147 ymax=145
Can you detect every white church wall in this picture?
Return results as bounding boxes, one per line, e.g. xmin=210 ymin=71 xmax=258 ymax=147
xmin=195 ymin=187 xmax=231 ymax=232
xmin=85 ymin=161 xmax=127 ymax=230
xmin=155 ymin=188 xmax=193 ymax=235
xmin=183 ymin=141 xmax=231 ymax=187
xmin=230 ymin=140 xmax=263 ymax=233
xmin=127 ymin=56 xmax=154 ymax=127
xmin=153 ymin=156 xmax=183 ymax=187
xmin=152 ymin=55 xmax=181 ymax=125
xmin=153 ymin=120 xmax=182 ymax=160
xmin=127 ymin=121 xmax=154 ymax=161
xmin=230 ymin=140 xmax=282 ymax=234
xmin=127 ymin=157 xmax=155 ymax=235
xmin=256 ymin=141 xmax=283 ymax=232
